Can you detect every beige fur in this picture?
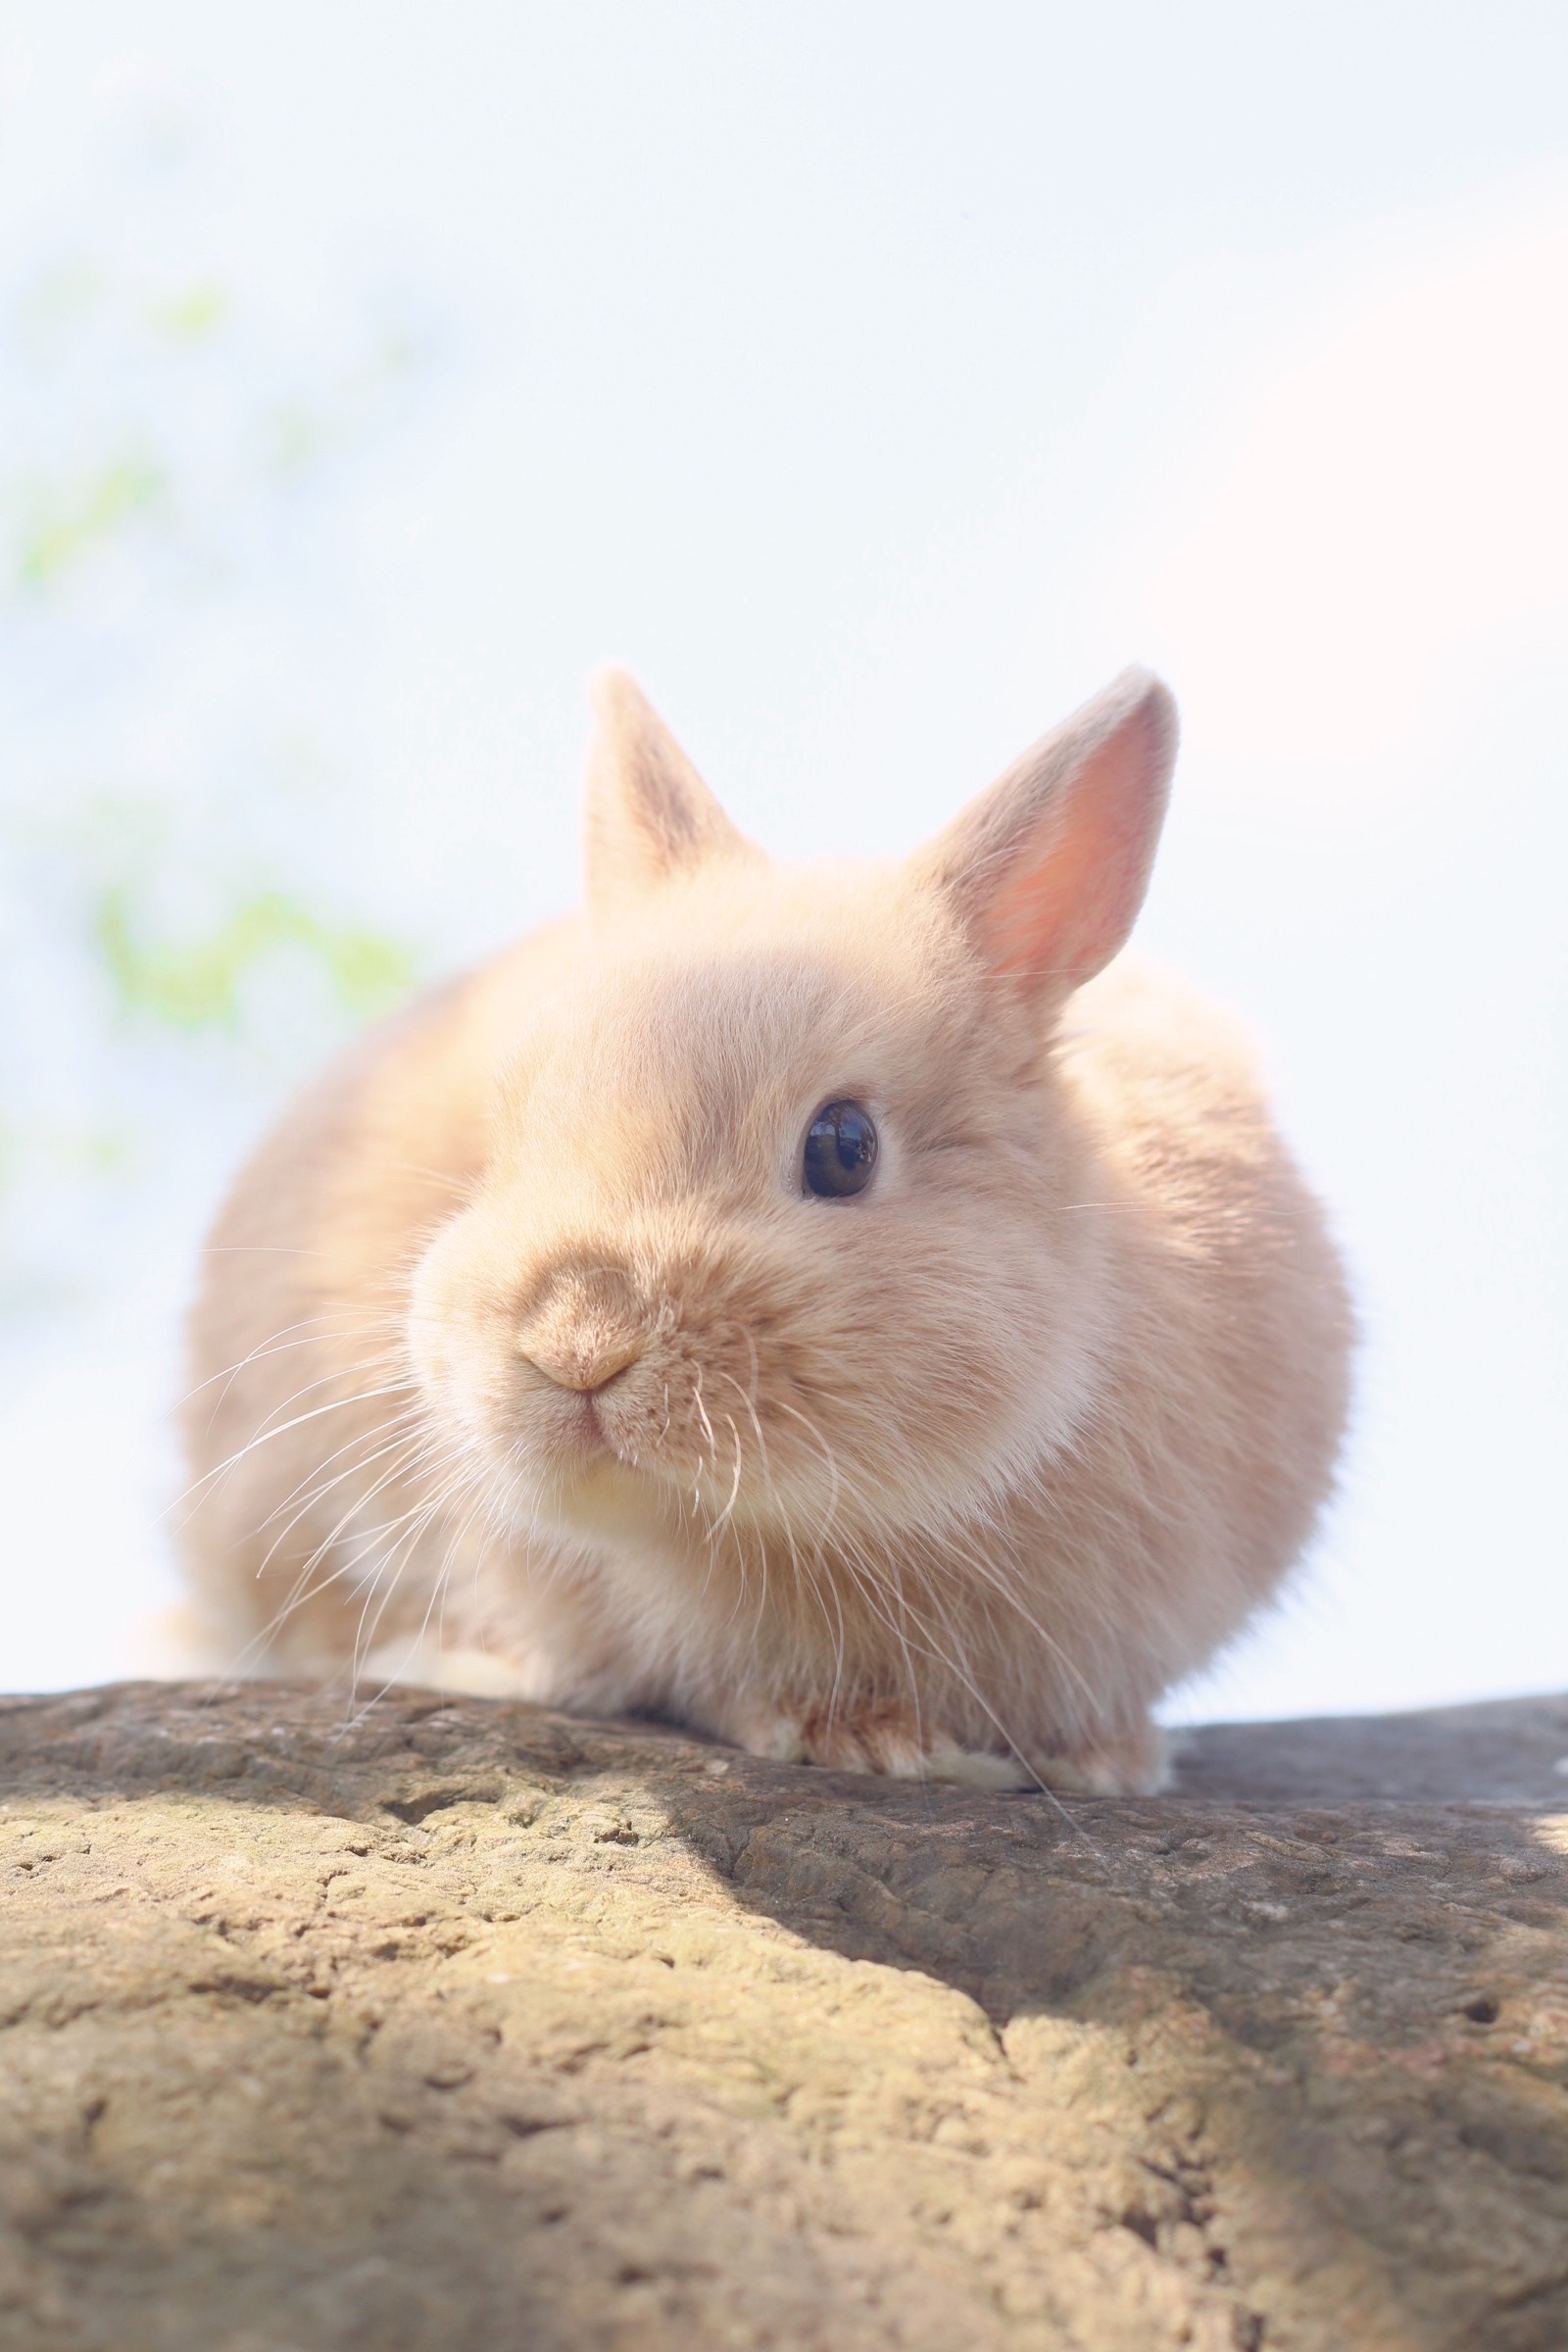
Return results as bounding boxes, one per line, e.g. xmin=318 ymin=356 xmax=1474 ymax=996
xmin=177 ymin=668 xmax=1353 ymax=1793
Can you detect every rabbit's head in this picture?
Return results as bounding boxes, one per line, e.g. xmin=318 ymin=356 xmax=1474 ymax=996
xmin=408 ymin=668 xmax=1177 ymax=1562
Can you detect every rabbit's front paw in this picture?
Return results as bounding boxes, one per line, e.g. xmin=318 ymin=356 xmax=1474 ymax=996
xmin=1026 ymin=1723 xmax=1171 ymax=1796
xmin=731 ymin=1698 xmax=1035 ymax=1789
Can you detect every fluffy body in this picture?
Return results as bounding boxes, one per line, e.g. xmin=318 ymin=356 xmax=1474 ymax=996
xmin=178 ymin=673 xmax=1352 ymax=1793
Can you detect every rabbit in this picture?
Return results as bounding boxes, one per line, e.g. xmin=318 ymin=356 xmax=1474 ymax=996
xmin=177 ymin=666 xmax=1353 ymax=1794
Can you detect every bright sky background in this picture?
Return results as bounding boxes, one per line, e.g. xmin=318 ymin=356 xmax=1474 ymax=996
xmin=2 ymin=2 xmax=1564 ymax=1723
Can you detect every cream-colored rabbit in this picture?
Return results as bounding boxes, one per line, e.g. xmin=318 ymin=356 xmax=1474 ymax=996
xmin=178 ymin=668 xmax=1352 ymax=1792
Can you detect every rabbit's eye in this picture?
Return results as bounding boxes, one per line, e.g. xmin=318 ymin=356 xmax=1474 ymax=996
xmin=803 ymin=1101 xmax=878 ymax=1199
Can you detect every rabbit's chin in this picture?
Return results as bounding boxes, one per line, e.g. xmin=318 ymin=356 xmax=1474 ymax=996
xmin=512 ymin=1445 xmax=780 ymax=1551
xmin=466 ymin=1405 xmax=729 ymax=1550
xmin=482 ymin=1411 xmax=842 ymax=1559
xmin=463 ymin=1409 xmax=662 ymax=1544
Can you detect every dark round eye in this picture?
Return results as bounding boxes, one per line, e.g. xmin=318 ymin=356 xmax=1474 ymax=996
xmin=803 ymin=1101 xmax=878 ymax=1199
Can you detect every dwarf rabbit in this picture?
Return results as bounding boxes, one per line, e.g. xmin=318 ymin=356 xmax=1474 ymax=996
xmin=178 ymin=668 xmax=1352 ymax=1792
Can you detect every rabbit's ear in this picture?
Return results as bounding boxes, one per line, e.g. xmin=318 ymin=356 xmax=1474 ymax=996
xmin=584 ymin=670 xmax=759 ymax=912
xmin=913 ymin=668 xmax=1177 ymax=1000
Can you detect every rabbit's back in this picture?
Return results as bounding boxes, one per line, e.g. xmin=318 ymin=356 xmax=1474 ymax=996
xmin=1030 ymin=957 xmax=1353 ymax=1710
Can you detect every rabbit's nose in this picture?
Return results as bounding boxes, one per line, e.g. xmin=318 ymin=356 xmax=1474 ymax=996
xmin=515 ymin=1269 xmax=645 ymax=1395
xmin=521 ymin=1326 xmax=642 ymax=1395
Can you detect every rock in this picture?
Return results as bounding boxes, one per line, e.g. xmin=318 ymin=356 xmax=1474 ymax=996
xmin=1 ymin=1683 xmax=1565 ymax=2352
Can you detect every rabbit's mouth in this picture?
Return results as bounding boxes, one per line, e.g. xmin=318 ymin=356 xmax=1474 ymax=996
xmin=528 ymin=1379 xmax=632 ymax=1475
xmin=557 ymin=1387 xmax=615 ymax=1457
xmin=501 ymin=1358 xmax=790 ymax=1547
xmin=517 ymin=1404 xmax=705 ymax=1549
xmin=509 ymin=1363 xmax=682 ymax=1509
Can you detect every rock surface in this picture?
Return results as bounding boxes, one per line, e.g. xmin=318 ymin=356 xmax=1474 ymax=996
xmin=1 ymin=1683 xmax=1566 ymax=2352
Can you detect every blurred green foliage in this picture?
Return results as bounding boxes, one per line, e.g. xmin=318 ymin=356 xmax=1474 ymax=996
xmin=94 ymin=884 xmax=415 ymax=1031
xmin=0 ymin=119 xmax=439 ymax=1320
xmin=150 ymin=284 xmax=225 ymax=342
xmin=18 ymin=449 xmax=168 ymax=586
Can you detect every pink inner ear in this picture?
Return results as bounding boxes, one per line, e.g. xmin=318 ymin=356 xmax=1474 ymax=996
xmin=982 ymin=709 xmax=1168 ymax=994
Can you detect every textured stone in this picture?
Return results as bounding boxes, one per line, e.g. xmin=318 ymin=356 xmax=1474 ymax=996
xmin=1 ymin=1681 xmax=1565 ymax=2351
